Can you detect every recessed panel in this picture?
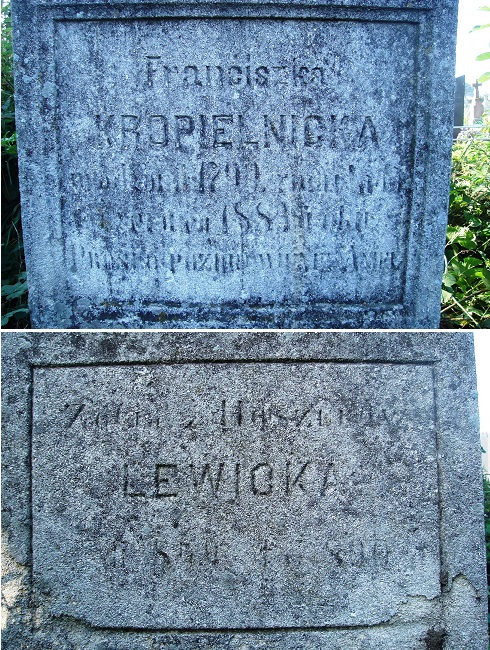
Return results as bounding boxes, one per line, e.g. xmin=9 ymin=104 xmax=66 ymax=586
xmin=32 ymin=362 xmax=440 ymax=629
xmin=55 ymin=18 xmax=417 ymax=310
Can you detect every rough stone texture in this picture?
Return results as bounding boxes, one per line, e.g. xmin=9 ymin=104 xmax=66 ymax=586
xmin=1 ymin=332 xmax=487 ymax=649
xmin=11 ymin=0 xmax=458 ymax=328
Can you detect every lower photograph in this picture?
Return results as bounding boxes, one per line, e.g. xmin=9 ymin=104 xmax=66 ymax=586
xmin=1 ymin=332 xmax=488 ymax=649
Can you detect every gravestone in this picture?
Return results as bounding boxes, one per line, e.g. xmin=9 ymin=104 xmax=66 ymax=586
xmin=2 ymin=332 xmax=487 ymax=649
xmin=453 ymin=75 xmax=465 ymax=139
xmin=12 ymin=0 xmax=458 ymax=328
xmin=473 ymin=80 xmax=485 ymax=125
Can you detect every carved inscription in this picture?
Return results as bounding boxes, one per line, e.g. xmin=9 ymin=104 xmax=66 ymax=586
xmin=110 ymin=531 xmax=396 ymax=574
xmin=69 ymin=159 xmax=405 ymax=197
xmin=123 ymin=460 xmax=332 ymax=499
xmin=32 ymin=362 xmax=440 ymax=628
xmin=61 ymin=394 xmax=408 ymax=432
xmin=145 ymin=57 xmax=344 ymax=89
xmin=96 ymin=113 xmax=379 ymax=150
xmin=55 ymin=18 xmax=418 ymax=306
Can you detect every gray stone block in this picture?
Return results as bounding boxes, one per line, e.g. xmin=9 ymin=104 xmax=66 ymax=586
xmin=2 ymin=332 xmax=487 ymax=648
xmin=11 ymin=0 xmax=458 ymax=328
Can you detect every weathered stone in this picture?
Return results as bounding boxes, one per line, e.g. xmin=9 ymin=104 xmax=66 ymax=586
xmin=11 ymin=1 xmax=458 ymax=328
xmin=2 ymin=332 xmax=487 ymax=648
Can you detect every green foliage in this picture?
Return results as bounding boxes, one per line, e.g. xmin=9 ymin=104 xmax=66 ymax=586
xmin=472 ymin=6 xmax=490 ymax=83
xmin=1 ymin=0 xmax=30 ymax=328
xmin=441 ymin=7 xmax=490 ymax=326
xmin=441 ymin=130 xmax=490 ymax=328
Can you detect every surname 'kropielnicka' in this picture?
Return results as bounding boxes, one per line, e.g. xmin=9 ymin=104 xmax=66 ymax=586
xmin=96 ymin=113 xmax=379 ymax=151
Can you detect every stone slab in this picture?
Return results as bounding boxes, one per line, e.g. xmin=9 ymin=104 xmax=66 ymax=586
xmin=1 ymin=332 xmax=487 ymax=649
xmin=11 ymin=1 xmax=458 ymax=328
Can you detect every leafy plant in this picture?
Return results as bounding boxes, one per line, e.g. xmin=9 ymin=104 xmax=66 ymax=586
xmin=441 ymin=127 xmax=490 ymax=328
xmin=1 ymin=0 xmax=30 ymax=328
xmin=472 ymin=6 xmax=490 ymax=84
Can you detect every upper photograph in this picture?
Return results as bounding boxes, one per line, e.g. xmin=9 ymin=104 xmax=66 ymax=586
xmin=3 ymin=0 xmax=489 ymax=329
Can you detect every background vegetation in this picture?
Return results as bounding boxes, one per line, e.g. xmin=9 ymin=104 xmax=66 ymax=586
xmin=441 ymin=129 xmax=490 ymax=328
xmin=1 ymin=0 xmax=29 ymax=328
xmin=440 ymin=6 xmax=490 ymax=328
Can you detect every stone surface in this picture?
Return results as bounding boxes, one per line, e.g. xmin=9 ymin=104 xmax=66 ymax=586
xmin=11 ymin=1 xmax=458 ymax=328
xmin=2 ymin=332 xmax=487 ymax=649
